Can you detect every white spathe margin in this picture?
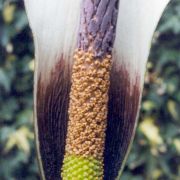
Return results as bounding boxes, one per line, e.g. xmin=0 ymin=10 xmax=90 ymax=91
xmin=24 ymin=0 xmax=82 ymax=80
xmin=114 ymin=0 xmax=170 ymax=88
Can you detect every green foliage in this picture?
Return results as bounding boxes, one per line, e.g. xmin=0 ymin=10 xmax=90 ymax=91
xmin=0 ymin=1 xmax=39 ymax=179
xmin=0 ymin=0 xmax=179 ymax=179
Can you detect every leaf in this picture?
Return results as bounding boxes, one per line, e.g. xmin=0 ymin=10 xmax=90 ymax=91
xmin=4 ymin=126 xmax=34 ymax=154
xmin=167 ymin=100 xmax=179 ymax=120
xmin=0 ymin=68 xmax=10 ymax=92
xmin=139 ymin=117 xmax=163 ymax=146
xmin=2 ymin=4 xmax=15 ymax=23
xmin=173 ymin=139 xmax=180 ymax=154
xmin=142 ymin=100 xmax=157 ymax=111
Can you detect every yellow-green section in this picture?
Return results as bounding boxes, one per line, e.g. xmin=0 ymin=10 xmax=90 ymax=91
xmin=61 ymin=155 xmax=103 ymax=180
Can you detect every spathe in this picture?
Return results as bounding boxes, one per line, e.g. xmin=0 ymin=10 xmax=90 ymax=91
xmin=105 ymin=0 xmax=170 ymax=178
xmin=24 ymin=0 xmax=170 ymax=179
xmin=24 ymin=0 xmax=81 ymax=80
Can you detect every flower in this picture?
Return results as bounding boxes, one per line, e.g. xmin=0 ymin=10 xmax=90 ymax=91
xmin=24 ymin=0 xmax=170 ymax=179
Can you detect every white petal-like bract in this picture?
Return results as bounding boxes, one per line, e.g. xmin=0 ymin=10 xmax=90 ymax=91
xmin=115 ymin=0 xmax=170 ymax=88
xmin=24 ymin=0 xmax=82 ymax=80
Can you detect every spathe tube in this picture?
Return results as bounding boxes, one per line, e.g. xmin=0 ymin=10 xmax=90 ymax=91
xmin=24 ymin=0 xmax=170 ymax=179
xmin=105 ymin=0 xmax=170 ymax=179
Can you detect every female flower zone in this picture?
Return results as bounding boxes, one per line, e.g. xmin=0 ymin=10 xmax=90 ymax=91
xmin=24 ymin=0 xmax=170 ymax=179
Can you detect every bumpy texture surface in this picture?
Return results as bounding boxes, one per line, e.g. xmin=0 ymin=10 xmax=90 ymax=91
xmin=78 ymin=0 xmax=119 ymax=57
xmin=65 ymin=50 xmax=111 ymax=158
xmin=62 ymin=155 xmax=103 ymax=180
xmin=61 ymin=50 xmax=111 ymax=179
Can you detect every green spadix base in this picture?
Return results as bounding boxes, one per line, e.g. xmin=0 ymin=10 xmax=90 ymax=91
xmin=61 ymin=155 xmax=103 ymax=180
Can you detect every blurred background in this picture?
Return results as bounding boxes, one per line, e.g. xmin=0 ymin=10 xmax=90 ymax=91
xmin=0 ymin=0 xmax=180 ymax=180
